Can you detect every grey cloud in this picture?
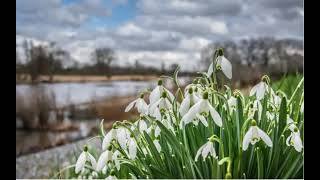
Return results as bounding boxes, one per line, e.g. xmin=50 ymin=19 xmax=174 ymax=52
xmin=16 ymin=0 xmax=303 ymax=71
xmin=137 ymin=0 xmax=242 ymax=17
xmin=16 ymin=0 xmax=111 ymax=34
xmin=258 ymin=0 xmax=303 ymax=9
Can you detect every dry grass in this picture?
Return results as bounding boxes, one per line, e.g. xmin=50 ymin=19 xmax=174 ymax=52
xmin=86 ymin=95 xmax=140 ymax=123
xmin=16 ymin=87 xmax=59 ymax=129
xmin=16 ymin=74 xmax=158 ymax=84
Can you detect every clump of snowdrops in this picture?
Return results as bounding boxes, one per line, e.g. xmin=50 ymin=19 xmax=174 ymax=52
xmin=59 ymin=48 xmax=304 ymax=179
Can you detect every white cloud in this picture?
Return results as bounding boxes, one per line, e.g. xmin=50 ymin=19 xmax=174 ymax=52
xmin=116 ymin=23 xmax=146 ymax=37
xmin=179 ymin=37 xmax=211 ymax=51
xmin=16 ymin=0 xmax=303 ymax=72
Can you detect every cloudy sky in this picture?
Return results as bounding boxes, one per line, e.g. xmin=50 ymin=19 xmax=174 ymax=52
xmin=16 ymin=0 xmax=303 ymax=71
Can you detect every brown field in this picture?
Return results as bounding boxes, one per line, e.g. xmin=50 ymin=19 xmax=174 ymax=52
xmin=16 ymin=74 xmax=158 ymax=83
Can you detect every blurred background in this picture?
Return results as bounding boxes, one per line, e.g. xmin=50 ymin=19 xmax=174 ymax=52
xmin=16 ymin=0 xmax=303 ymax=168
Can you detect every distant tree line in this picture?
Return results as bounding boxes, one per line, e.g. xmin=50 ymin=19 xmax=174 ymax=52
xmin=16 ymin=41 xmax=193 ymax=83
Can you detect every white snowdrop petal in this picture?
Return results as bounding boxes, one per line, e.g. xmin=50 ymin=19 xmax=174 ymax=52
xmin=220 ymin=56 xmax=232 ymax=79
xmin=208 ymin=103 xmax=222 ymax=127
xmin=287 ymin=117 xmax=296 ymax=132
xmin=139 ymin=120 xmax=148 ymax=132
xmin=165 ymin=99 xmax=172 ymax=109
xmin=125 ymin=99 xmax=137 ymax=112
xmin=195 ymin=144 xmax=206 ymax=161
xmin=179 ymin=96 xmax=191 ymax=116
xmin=293 ymin=133 xmax=303 ymax=152
xmin=256 ymin=82 xmax=266 ymax=100
xmin=249 ymin=84 xmax=258 ymax=96
xmin=102 ymin=129 xmax=114 ymax=151
xmin=154 ymin=108 xmax=161 ymax=121
xmin=112 ymin=150 xmax=121 ymax=170
xmin=228 ymin=97 xmax=237 ymax=110
xmin=96 ymin=151 xmax=109 ymax=171
xmin=155 ymin=126 xmax=161 ymax=137
xmin=208 ymin=142 xmax=217 ymax=157
xmin=136 ymin=99 xmax=147 ymax=114
xmin=140 ymin=100 xmax=149 ymax=114
xmin=150 ymin=86 xmax=160 ymax=105
xmin=257 ymin=128 xmax=272 ymax=147
xmin=128 ymin=139 xmax=137 ymax=159
xmin=180 ymin=112 xmax=194 ymax=128
xmin=196 ymin=114 xmax=208 ymax=127
xmin=87 ymin=153 xmax=97 ymax=169
xmin=242 ymin=128 xmax=253 ymax=151
xmin=191 ymin=93 xmax=200 ymax=104
xmin=149 ymin=99 xmax=162 ymax=115
xmin=201 ymin=143 xmax=211 ymax=160
xmin=117 ymin=128 xmax=128 ymax=150
xmin=75 ymin=152 xmax=87 ymax=174
xmin=153 ymin=140 xmax=161 ymax=152
xmin=181 ymin=102 xmax=200 ymax=128
xmin=165 ymin=89 xmax=175 ymax=102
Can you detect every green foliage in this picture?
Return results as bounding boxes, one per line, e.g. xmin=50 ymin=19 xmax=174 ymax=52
xmin=56 ymin=50 xmax=304 ymax=179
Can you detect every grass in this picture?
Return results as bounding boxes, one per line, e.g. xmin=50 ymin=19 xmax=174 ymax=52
xmin=16 ymin=74 xmax=158 ymax=84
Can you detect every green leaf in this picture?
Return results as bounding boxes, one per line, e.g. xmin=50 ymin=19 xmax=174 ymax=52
xmin=256 ymin=148 xmax=264 ymax=178
xmin=143 ymin=132 xmax=163 ymax=169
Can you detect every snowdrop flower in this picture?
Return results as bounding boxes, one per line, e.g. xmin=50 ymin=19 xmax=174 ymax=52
xmin=125 ymin=94 xmax=148 ymax=114
xmin=116 ymin=127 xmax=131 ymax=150
xmin=180 ymin=91 xmax=222 ymax=129
xmin=208 ymin=48 xmax=232 ymax=79
xmin=253 ymin=100 xmax=262 ymax=119
xmin=102 ymin=129 xmax=116 ymax=151
xmin=161 ymin=114 xmax=175 ymax=133
xmin=270 ymin=90 xmax=281 ymax=108
xmin=153 ymin=139 xmax=161 ymax=152
xmin=96 ymin=146 xmax=113 ymax=171
xmin=286 ymin=127 xmax=303 ymax=152
xmin=138 ymin=119 xmax=148 ymax=133
xmin=128 ymin=136 xmax=137 ymax=159
xmin=75 ymin=146 xmax=97 ymax=174
xmin=112 ymin=150 xmax=121 ymax=170
xmin=248 ymin=100 xmax=262 ymax=120
xmin=149 ymin=91 xmax=172 ymax=116
xmin=195 ymin=138 xmax=217 ymax=161
xmin=250 ymin=76 xmax=270 ymax=100
xmin=226 ymin=96 xmax=237 ymax=111
xmin=242 ymin=120 xmax=272 ymax=151
xmin=149 ymin=79 xmax=174 ymax=105
xmin=179 ymin=88 xmax=200 ymax=116
xmin=287 ymin=117 xmax=296 ymax=132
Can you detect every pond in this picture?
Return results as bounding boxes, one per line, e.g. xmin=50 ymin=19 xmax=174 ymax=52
xmin=16 ymin=81 xmax=155 ymax=107
xmin=16 ymin=78 xmax=192 ymax=156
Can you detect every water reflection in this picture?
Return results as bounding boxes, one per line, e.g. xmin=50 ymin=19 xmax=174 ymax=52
xmin=16 ymin=120 xmax=99 ymax=156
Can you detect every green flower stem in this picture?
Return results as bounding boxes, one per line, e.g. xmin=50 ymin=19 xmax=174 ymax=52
xmin=288 ymin=77 xmax=304 ymax=106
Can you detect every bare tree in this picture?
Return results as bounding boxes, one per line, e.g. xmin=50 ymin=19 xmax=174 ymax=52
xmin=28 ymin=45 xmax=50 ymax=82
xmin=92 ymin=47 xmax=116 ymax=77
